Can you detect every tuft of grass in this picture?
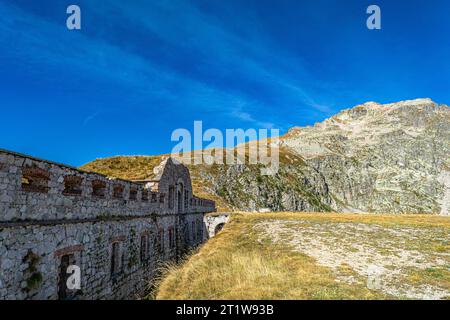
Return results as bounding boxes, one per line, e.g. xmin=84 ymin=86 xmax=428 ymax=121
xmin=26 ymin=273 xmax=43 ymax=291
xmin=406 ymin=266 xmax=450 ymax=291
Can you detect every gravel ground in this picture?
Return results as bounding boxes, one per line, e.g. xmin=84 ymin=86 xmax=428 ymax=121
xmin=255 ymin=219 xmax=450 ymax=299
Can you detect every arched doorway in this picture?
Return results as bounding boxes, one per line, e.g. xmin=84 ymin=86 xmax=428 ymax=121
xmin=177 ymin=190 xmax=182 ymax=213
xmin=177 ymin=182 xmax=184 ymax=213
xmin=214 ymin=223 xmax=225 ymax=236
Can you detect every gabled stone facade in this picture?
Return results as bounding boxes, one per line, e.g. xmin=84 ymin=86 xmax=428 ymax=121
xmin=0 ymin=149 xmax=215 ymax=300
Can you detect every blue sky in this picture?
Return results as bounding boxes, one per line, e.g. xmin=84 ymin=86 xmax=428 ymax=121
xmin=1 ymin=0 xmax=449 ymax=166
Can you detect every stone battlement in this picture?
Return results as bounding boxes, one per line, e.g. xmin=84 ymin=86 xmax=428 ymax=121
xmin=0 ymin=149 xmax=215 ymax=222
xmin=0 ymin=149 xmax=215 ymax=300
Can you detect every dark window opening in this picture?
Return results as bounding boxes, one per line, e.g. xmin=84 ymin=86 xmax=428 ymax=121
xmin=92 ymin=180 xmax=106 ymax=198
xmin=140 ymin=234 xmax=150 ymax=263
xmin=184 ymin=190 xmax=189 ymax=209
xmin=113 ymin=185 xmax=124 ymax=199
xmin=168 ymin=186 xmax=175 ymax=209
xmin=184 ymin=222 xmax=190 ymax=243
xmin=151 ymin=192 xmax=157 ymax=203
xmin=21 ymin=167 xmax=50 ymax=193
xmin=111 ymin=242 xmax=121 ymax=276
xmin=168 ymin=227 xmax=176 ymax=248
xmin=58 ymin=254 xmax=77 ymax=300
xmin=178 ymin=190 xmax=183 ymax=213
xmin=214 ymin=223 xmax=225 ymax=235
xmin=63 ymin=176 xmax=83 ymax=196
xmin=141 ymin=190 xmax=149 ymax=202
xmin=129 ymin=188 xmax=137 ymax=201
xmin=159 ymin=193 xmax=165 ymax=204
xmin=158 ymin=229 xmax=164 ymax=253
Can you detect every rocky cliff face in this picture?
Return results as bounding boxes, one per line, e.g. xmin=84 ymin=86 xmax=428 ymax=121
xmin=192 ymin=98 xmax=449 ymax=214
xmin=188 ymin=149 xmax=333 ymax=212
xmin=281 ymin=98 xmax=449 ymax=214
xmin=82 ymin=98 xmax=449 ymax=214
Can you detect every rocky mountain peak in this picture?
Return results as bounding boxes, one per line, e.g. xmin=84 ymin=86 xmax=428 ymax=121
xmin=332 ymin=98 xmax=440 ymax=121
xmin=278 ymin=98 xmax=449 ymax=214
xmin=83 ymin=99 xmax=450 ymax=215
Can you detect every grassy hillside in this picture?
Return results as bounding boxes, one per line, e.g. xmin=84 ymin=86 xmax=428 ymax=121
xmin=153 ymin=212 xmax=450 ymax=300
xmin=79 ymin=145 xmax=328 ymax=212
xmin=80 ymin=155 xmax=166 ymax=181
xmin=80 ymin=153 xmax=233 ymax=210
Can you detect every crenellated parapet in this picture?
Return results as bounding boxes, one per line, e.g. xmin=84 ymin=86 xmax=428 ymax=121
xmin=0 ymin=149 xmax=215 ymax=300
xmin=0 ymin=149 xmax=215 ymax=222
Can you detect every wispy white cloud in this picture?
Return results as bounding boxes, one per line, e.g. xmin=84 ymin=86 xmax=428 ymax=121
xmin=231 ymin=110 xmax=275 ymax=129
xmin=108 ymin=0 xmax=332 ymax=111
xmin=0 ymin=0 xmax=336 ymax=130
xmin=82 ymin=112 xmax=100 ymax=126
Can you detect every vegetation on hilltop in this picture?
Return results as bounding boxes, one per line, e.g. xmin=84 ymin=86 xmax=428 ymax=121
xmin=79 ymin=146 xmax=327 ymax=212
xmin=80 ymin=155 xmax=166 ymax=181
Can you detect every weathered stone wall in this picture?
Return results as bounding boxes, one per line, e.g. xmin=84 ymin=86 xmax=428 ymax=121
xmin=0 ymin=149 xmax=215 ymax=300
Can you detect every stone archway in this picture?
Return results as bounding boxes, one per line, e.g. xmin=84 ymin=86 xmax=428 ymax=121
xmin=204 ymin=214 xmax=230 ymax=238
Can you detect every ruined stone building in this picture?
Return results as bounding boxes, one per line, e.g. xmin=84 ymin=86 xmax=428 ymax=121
xmin=0 ymin=149 xmax=215 ymax=299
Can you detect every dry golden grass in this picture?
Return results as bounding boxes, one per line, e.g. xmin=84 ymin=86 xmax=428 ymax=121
xmin=241 ymin=211 xmax=450 ymax=228
xmin=80 ymin=155 xmax=166 ymax=180
xmin=79 ymin=153 xmax=233 ymax=211
xmin=153 ymin=212 xmax=450 ymax=300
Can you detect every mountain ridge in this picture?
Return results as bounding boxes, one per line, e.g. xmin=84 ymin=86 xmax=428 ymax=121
xmin=81 ymin=98 xmax=450 ymax=214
